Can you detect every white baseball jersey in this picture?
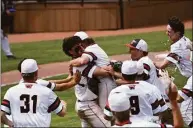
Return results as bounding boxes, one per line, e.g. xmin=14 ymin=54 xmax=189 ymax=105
xmin=81 ymin=43 xmax=117 ymax=110
xmin=166 ymin=36 xmax=192 ymax=77
xmin=138 ymin=56 xmax=168 ymax=100
xmin=113 ymin=120 xmax=172 ymax=127
xmin=4 ymin=78 xmax=56 ymax=124
xmin=73 ymin=64 xmax=98 ymax=103
xmin=1 ymin=83 xmax=63 ymax=127
xmin=82 ymin=44 xmax=110 ymax=66
xmin=178 ymin=76 xmax=192 ymax=126
xmin=73 ymin=64 xmax=111 ymax=127
xmin=19 ymin=79 xmax=56 ymax=91
xmin=104 ymin=81 xmax=162 ymax=119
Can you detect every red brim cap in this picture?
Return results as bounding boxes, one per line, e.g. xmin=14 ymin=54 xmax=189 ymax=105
xmin=125 ymin=43 xmax=137 ymax=49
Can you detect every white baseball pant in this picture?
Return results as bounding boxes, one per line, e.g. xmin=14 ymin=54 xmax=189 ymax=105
xmin=75 ymin=100 xmax=110 ymax=127
xmin=1 ymin=29 xmax=13 ymax=56
xmin=98 ymin=77 xmax=117 ymax=110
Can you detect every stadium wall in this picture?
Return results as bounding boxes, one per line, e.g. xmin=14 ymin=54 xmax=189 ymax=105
xmin=13 ymin=1 xmax=192 ymax=33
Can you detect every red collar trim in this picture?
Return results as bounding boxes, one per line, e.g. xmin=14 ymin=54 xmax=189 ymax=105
xmin=115 ymin=120 xmax=131 ymax=126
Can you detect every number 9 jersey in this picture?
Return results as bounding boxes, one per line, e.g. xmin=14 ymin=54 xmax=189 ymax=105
xmin=1 ymin=82 xmax=63 ymax=127
xmin=104 ymin=81 xmax=164 ymax=120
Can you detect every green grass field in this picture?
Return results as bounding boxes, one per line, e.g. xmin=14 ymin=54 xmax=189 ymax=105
xmin=1 ymin=29 xmax=192 ymax=72
xmin=1 ymin=30 xmax=192 ymax=127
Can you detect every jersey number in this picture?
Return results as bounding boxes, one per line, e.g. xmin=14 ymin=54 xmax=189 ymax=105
xmin=129 ymin=96 xmax=140 ymax=115
xmin=20 ymin=94 xmax=37 ymax=113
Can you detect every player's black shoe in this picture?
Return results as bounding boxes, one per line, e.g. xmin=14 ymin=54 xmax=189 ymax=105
xmin=7 ymin=55 xmax=17 ymax=59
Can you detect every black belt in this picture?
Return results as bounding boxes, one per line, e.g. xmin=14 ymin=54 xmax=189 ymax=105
xmin=78 ymin=99 xmax=97 ymax=102
xmin=189 ymin=121 xmax=193 ymax=128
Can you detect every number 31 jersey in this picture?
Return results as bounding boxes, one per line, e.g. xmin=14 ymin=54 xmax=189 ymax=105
xmin=106 ymin=81 xmax=162 ymax=118
xmin=1 ymin=83 xmax=63 ymax=127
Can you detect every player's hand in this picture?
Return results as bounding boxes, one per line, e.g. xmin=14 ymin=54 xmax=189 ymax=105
xmin=159 ymin=69 xmax=174 ymax=94
xmin=61 ymin=100 xmax=67 ymax=111
xmin=8 ymin=120 xmax=14 ymax=128
xmin=167 ymin=82 xmax=178 ymax=101
xmin=102 ymin=65 xmax=112 ymax=71
xmin=102 ymin=65 xmax=114 ymax=76
xmin=66 ymin=73 xmax=73 ymax=80
xmin=69 ymin=64 xmax=73 ymax=76
xmin=72 ymin=70 xmax=81 ymax=84
xmin=159 ymin=69 xmax=171 ymax=84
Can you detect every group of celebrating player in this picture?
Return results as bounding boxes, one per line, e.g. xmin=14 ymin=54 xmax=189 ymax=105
xmin=1 ymin=16 xmax=192 ymax=127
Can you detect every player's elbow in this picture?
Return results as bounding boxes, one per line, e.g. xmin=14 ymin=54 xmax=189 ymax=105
xmin=57 ymin=109 xmax=66 ymax=117
xmin=80 ymin=58 xmax=89 ymax=65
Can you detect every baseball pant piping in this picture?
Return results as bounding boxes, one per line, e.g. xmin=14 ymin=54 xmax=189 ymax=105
xmin=88 ymin=104 xmax=107 ymax=127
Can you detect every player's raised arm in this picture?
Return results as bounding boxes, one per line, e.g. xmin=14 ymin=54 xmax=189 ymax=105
xmin=167 ymin=82 xmax=184 ymax=128
xmin=49 ymin=74 xmax=73 ymax=84
xmin=53 ymin=70 xmax=81 ymax=91
xmin=154 ymin=55 xmax=173 ymax=69
xmin=70 ymin=55 xmax=90 ymax=67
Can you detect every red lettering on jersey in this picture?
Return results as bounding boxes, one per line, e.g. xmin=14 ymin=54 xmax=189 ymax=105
xmin=129 ymin=85 xmax=136 ymax=90
xmin=25 ymin=84 xmax=32 ymax=88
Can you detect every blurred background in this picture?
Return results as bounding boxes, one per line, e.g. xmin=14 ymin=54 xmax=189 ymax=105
xmin=5 ymin=0 xmax=192 ymax=34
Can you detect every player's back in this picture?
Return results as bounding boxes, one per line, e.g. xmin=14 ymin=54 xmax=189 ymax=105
xmin=19 ymin=78 xmax=56 ymax=90
xmin=111 ymin=81 xmax=161 ymax=118
xmin=7 ymin=83 xmax=54 ymax=127
xmin=84 ymin=44 xmax=110 ymax=67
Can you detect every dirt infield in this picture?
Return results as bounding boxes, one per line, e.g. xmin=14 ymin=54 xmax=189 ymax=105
xmin=1 ymin=20 xmax=192 ymax=85
xmin=1 ymin=52 xmax=168 ymax=85
xmin=8 ymin=21 xmax=192 ymax=43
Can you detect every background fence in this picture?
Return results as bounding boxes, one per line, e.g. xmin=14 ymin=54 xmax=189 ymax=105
xmin=13 ymin=0 xmax=192 ymax=33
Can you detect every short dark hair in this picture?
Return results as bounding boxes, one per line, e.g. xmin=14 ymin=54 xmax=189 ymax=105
xmin=168 ymin=16 xmax=184 ymax=36
xmin=81 ymin=38 xmax=95 ymax=46
xmin=112 ymin=109 xmax=130 ymax=123
xmin=17 ymin=58 xmax=27 ymax=72
xmin=22 ymin=71 xmax=37 ymax=81
xmin=122 ymin=73 xmax=137 ymax=81
xmin=62 ymin=36 xmax=82 ymax=57
xmin=143 ymin=51 xmax=148 ymax=56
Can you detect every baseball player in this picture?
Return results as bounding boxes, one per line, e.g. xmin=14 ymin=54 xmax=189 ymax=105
xmin=1 ymin=59 xmax=66 ymax=127
xmin=104 ymin=61 xmax=165 ymax=124
xmin=125 ymin=39 xmax=174 ymax=124
xmin=62 ymin=36 xmax=114 ymax=127
xmin=155 ymin=16 xmax=192 ymax=78
xmin=70 ymin=31 xmax=117 ymax=110
xmin=177 ymin=75 xmax=192 ymax=127
xmin=108 ymin=81 xmax=183 ymax=127
xmin=2 ymin=58 xmax=81 ymax=127
xmin=17 ymin=58 xmax=81 ymax=91
xmin=1 ymin=0 xmax=16 ymax=59
xmin=126 ymin=39 xmax=168 ymax=100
